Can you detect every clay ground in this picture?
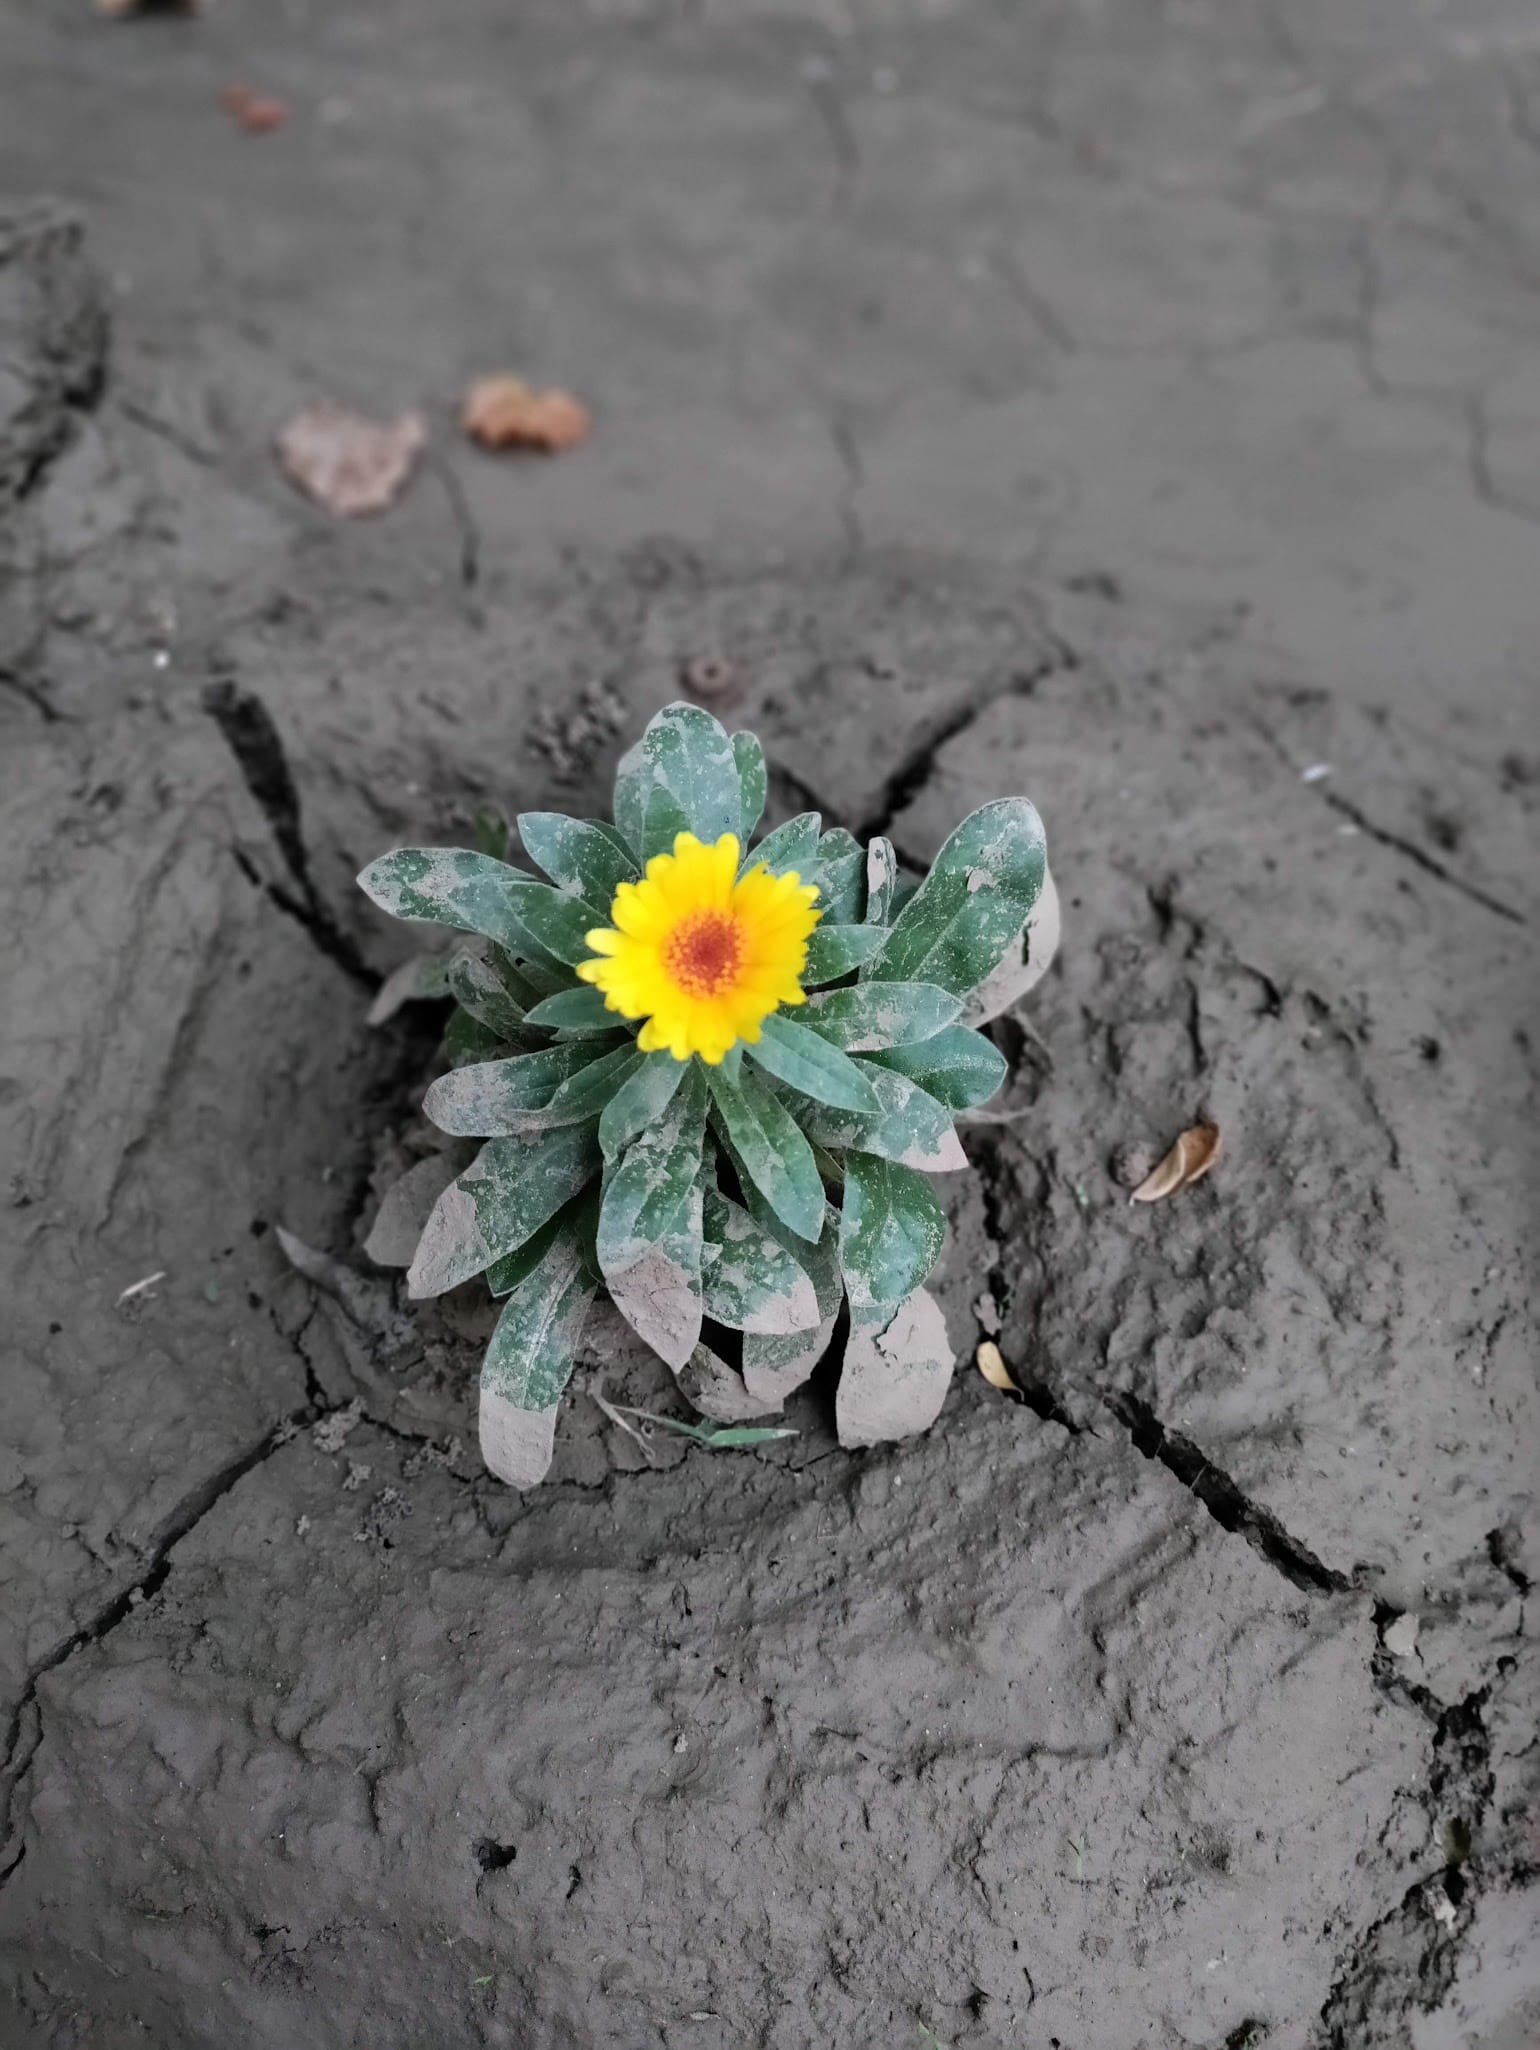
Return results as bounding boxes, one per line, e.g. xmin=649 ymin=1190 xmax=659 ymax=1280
xmin=1 ymin=2 xmax=1536 ymax=2046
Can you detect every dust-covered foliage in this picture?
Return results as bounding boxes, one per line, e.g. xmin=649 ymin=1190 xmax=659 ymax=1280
xmin=358 ymin=703 xmax=1049 ymax=1484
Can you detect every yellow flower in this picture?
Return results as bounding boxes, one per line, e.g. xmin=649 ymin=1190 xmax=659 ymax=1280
xmin=577 ymin=831 xmax=822 ymax=1064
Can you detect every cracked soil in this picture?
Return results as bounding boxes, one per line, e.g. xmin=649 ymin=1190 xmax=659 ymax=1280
xmin=1 ymin=3 xmax=1536 ymax=2046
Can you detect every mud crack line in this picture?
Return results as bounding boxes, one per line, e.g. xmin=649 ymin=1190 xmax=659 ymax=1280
xmin=203 ymin=680 xmax=376 ymax=985
xmin=1250 ymin=713 xmax=1525 ymax=925
xmin=1103 ymin=1389 xmax=1348 ymax=1595
xmin=0 ymin=1385 xmax=326 ymax=1890
xmin=856 ymin=642 xmax=1077 ymax=843
xmin=1318 ymin=787 xmax=1525 ymax=925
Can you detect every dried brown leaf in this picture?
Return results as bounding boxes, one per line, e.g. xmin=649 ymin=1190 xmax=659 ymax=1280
xmin=220 ymin=85 xmax=288 ymax=134
xmin=277 ymin=400 xmax=426 ymax=517
xmin=461 ymin=375 xmax=590 ymax=454
xmin=975 ymin=1339 xmax=1021 ymax=1393
xmin=1129 ymin=1120 xmax=1222 ymax=1204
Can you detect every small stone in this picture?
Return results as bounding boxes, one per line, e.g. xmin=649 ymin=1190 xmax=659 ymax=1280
xmin=1381 ymin=1611 xmax=1420 ymax=1659
xmin=1109 ymin=1141 xmax=1154 ymax=1190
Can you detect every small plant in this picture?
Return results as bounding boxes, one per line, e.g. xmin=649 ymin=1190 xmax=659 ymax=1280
xmin=358 ymin=702 xmax=1051 ymax=1485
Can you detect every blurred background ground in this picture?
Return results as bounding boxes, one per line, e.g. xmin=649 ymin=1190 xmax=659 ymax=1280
xmin=0 ymin=3 xmax=1535 ymax=2047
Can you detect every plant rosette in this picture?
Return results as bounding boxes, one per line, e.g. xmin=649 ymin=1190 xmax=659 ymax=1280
xmin=356 ymin=702 xmax=1053 ymax=1486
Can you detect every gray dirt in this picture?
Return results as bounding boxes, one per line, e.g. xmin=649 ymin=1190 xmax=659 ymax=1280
xmin=0 ymin=3 xmax=1536 ymax=2047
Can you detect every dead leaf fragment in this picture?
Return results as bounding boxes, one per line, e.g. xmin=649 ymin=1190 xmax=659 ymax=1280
xmin=1129 ymin=1120 xmax=1222 ymax=1205
xmin=461 ymin=375 xmax=590 ymax=454
xmin=220 ymin=85 xmax=288 ymax=134
xmin=277 ymin=400 xmax=426 ymax=517
xmin=976 ymin=1340 xmax=1022 ymax=1393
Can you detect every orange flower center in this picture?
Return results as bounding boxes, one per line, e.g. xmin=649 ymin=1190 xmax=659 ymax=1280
xmin=662 ymin=910 xmax=744 ymax=998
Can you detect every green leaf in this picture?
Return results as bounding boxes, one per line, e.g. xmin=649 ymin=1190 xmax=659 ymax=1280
xmin=486 ymin=1185 xmax=602 ymax=1295
xmin=642 ymin=784 xmax=693 ymax=864
xmin=798 ymin=1062 xmax=968 ymax=1173
xmin=802 ymin=923 xmax=886 ymax=984
xmin=747 ymin=1013 xmax=881 ymax=1112
xmin=501 ymin=878 xmax=606 ymax=967
xmin=803 ymin=981 xmax=962 ymax=1052
xmin=640 ymin=1414 xmax=797 ymax=1448
xmin=732 ymin=731 xmax=767 ymax=843
xmin=702 ymin=1189 xmax=820 ymax=1335
xmin=598 ymin=1051 xmax=686 ymax=1161
xmin=747 ymin=811 xmax=821 ymax=878
xmin=809 ymin=828 xmax=865 ymax=922
xmin=490 ymin=944 xmax=567 ymax=1003
xmin=484 ymin=1207 xmax=565 ymax=1296
xmin=736 ymin=1192 xmax=843 ymax=1406
xmin=517 ymin=812 xmax=637 ymax=908
xmin=866 ymin=1024 xmax=1007 ymax=1111
xmin=866 ymin=797 xmax=1046 ymax=996
xmin=482 ymin=1225 xmax=595 ymax=1413
xmin=471 ymin=807 xmax=511 ymax=860
xmin=864 ymin=837 xmax=898 ymax=927
xmin=408 ymin=1121 xmax=600 ymax=1297
xmin=597 ymin=1066 xmax=709 ymax=1266
xmin=445 ymin=949 xmax=529 ymax=1037
xmin=613 ymin=702 xmax=744 ymax=857
xmin=522 ymin=986 xmax=622 ymax=1034
xmin=839 ymin=1151 xmax=946 ymax=1311
xmin=598 ymin=1082 xmax=709 ymax=1369
xmin=358 ymin=847 xmax=535 ymax=950
xmin=704 ymin=1064 xmax=825 ymax=1242
xmin=543 ymin=1043 xmax=643 ymax=1121
xmin=423 ymin=1043 xmax=610 ymax=1135
xmin=479 ymin=1222 xmax=598 ymax=1487
xmin=442 ymin=1010 xmax=510 ymax=1069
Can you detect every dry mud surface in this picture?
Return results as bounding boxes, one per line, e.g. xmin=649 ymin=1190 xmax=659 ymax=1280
xmin=1 ymin=3 xmax=1536 ymax=2047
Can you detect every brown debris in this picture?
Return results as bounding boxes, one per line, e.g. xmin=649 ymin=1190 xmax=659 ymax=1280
xmin=976 ymin=1339 xmax=1022 ymax=1393
xmin=220 ymin=85 xmax=288 ymax=135
xmin=1129 ymin=1120 xmax=1222 ymax=1204
xmin=680 ymin=655 xmax=741 ymax=704
xmin=276 ymin=400 xmax=426 ymax=517
xmin=461 ymin=375 xmax=590 ymax=454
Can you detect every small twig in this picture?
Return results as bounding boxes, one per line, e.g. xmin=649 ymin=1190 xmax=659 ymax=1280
xmin=115 ymin=1269 xmax=166 ymax=1305
xmin=588 ymin=1382 xmax=658 ymax=1462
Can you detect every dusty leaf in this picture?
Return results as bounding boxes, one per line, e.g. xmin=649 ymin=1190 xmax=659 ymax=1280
xmin=220 ymin=85 xmax=287 ymax=134
xmin=975 ymin=1339 xmax=1021 ymax=1393
xmin=1129 ymin=1120 xmax=1222 ymax=1204
xmin=461 ymin=375 xmax=590 ymax=454
xmin=363 ymin=1153 xmax=462 ymax=1268
xmin=277 ymin=400 xmax=426 ymax=517
xmin=835 ymin=1287 xmax=954 ymax=1448
xmin=674 ymin=1342 xmax=783 ymax=1423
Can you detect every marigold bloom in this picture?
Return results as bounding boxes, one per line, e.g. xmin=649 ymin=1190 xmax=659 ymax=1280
xmin=577 ymin=831 xmax=821 ymax=1063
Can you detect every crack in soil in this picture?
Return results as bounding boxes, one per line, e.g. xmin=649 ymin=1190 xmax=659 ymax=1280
xmin=1317 ymin=1626 xmax=1505 ymax=2046
xmin=1102 ymin=1388 xmax=1349 ymax=1596
xmin=854 ymin=640 xmax=1077 ymax=843
xmin=1249 ymin=712 xmax=1526 ymax=926
xmin=968 ymin=1134 xmax=1352 ymax=1597
xmin=0 ymin=1380 xmax=324 ymax=1891
xmin=204 ymin=681 xmax=375 ymax=986
xmin=0 ymin=1293 xmax=486 ymax=1897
